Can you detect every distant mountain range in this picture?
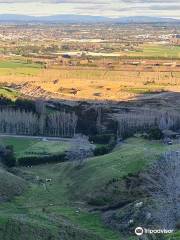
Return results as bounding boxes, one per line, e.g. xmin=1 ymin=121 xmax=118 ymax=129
xmin=115 ymin=16 xmax=180 ymax=24
xmin=0 ymin=14 xmax=179 ymax=24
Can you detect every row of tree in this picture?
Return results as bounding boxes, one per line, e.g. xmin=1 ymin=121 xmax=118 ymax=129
xmin=115 ymin=110 xmax=180 ymax=138
xmin=0 ymin=108 xmax=77 ymax=137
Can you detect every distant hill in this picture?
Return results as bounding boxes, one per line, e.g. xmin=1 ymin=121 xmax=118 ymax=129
xmin=0 ymin=14 xmax=110 ymax=23
xmin=0 ymin=14 xmax=179 ymax=24
xmin=116 ymin=16 xmax=180 ymax=23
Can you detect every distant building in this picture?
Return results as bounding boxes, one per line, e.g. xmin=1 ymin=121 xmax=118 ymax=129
xmin=171 ymin=34 xmax=180 ymax=45
xmin=62 ymin=54 xmax=71 ymax=59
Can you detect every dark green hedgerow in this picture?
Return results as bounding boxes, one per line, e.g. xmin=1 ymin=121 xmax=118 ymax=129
xmin=92 ymin=134 xmax=117 ymax=156
xmin=18 ymin=153 xmax=66 ymax=166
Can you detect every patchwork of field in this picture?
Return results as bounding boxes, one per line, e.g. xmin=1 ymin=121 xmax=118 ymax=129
xmin=0 ymin=45 xmax=179 ymax=101
xmin=18 ymin=69 xmax=180 ymax=101
xmin=1 ymin=64 xmax=180 ymax=101
xmin=52 ymin=44 xmax=180 ymax=59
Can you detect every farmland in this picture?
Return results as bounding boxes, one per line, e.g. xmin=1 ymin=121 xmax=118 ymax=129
xmin=0 ymin=59 xmax=43 ymax=77
xmin=0 ymin=53 xmax=180 ymax=101
xmin=0 ymin=26 xmax=180 ymax=102
xmin=119 ymin=44 xmax=180 ymax=58
xmin=0 ymin=22 xmax=180 ymax=240
xmin=0 ymin=59 xmax=43 ymax=69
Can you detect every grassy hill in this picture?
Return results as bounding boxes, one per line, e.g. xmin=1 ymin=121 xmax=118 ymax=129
xmin=0 ymin=214 xmax=104 ymax=240
xmin=0 ymin=137 xmax=179 ymax=239
xmin=0 ymin=167 xmax=26 ymax=202
xmin=65 ymin=137 xmax=180 ymax=199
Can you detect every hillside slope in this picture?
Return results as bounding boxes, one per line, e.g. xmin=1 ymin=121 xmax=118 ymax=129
xmin=0 ymin=167 xmax=27 ymax=202
xmin=0 ymin=215 xmax=102 ymax=240
xmin=0 ymin=137 xmax=179 ymax=239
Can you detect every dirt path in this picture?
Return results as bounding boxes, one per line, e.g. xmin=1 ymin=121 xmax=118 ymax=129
xmin=0 ymin=134 xmax=71 ymax=142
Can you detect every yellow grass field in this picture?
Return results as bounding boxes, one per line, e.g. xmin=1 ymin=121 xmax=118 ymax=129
xmin=0 ymin=57 xmax=180 ymax=101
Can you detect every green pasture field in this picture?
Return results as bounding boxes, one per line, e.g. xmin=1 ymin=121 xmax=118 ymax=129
xmin=0 ymin=136 xmax=69 ymax=159
xmin=0 ymin=59 xmax=43 ymax=76
xmin=0 ymin=60 xmax=42 ymax=69
xmin=124 ymin=44 xmax=180 ymax=59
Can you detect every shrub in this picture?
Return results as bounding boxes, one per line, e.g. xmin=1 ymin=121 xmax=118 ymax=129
xmin=176 ymin=222 xmax=180 ymax=230
xmin=88 ymin=197 xmax=109 ymax=206
xmin=89 ymin=134 xmax=115 ymax=144
xmin=1 ymin=145 xmax=16 ymax=167
xmin=146 ymin=127 xmax=163 ymax=140
xmin=18 ymin=153 xmax=66 ymax=166
xmin=93 ymin=134 xmax=117 ymax=156
xmin=94 ymin=145 xmax=110 ymax=156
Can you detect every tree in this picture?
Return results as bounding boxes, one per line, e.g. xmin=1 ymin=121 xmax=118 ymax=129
xmin=147 ymin=127 xmax=163 ymax=140
xmin=142 ymin=151 xmax=180 ymax=229
xmin=1 ymin=145 xmax=16 ymax=167
xmin=66 ymin=134 xmax=94 ymax=167
xmin=47 ymin=111 xmax=78 ymax=137
xmin=116 ymin=110 xmax=180 ymax=139
xmin=0 ymin=108 xmax=78 ymax=137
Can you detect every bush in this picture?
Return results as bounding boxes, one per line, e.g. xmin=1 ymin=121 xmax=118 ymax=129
xmin=18 ymin=153 xmax=66 ymax=166
xmin=93 ymin=134 xmax=117 ymax=156
xmin=1 ymin=145 xmax=16 ymax=167
xmin=89 ymin=134 xmax=115 ymax=144
xmin=146 ymin=127 xmax=163 ymax=140
xmin=176 ymin=222 xmax=180 ymax=230
xmin=94 ymin=145 xmax=111 ymax=156
xmin=88 ymin=196 xmax=110 ymax=206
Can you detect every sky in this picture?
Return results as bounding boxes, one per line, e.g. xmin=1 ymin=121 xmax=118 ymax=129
xmin=0 ymin=0 xmax=180 ymax=19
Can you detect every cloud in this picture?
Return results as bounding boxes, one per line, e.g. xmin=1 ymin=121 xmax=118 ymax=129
xmin=0 ymin=0 xmax=179 ymax=18
xmin=0 ymin=0 xmax=109 ymax=3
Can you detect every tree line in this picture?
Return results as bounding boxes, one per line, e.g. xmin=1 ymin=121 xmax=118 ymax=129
xmin=0 ymin=108 xmax=77 ymax=137
xmin=116 ymin=109 xmax=180 ymax=138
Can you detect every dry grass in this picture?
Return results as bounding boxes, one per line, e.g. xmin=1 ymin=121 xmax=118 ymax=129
xmin=0 ymin=62 xmax=180 ymax=101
